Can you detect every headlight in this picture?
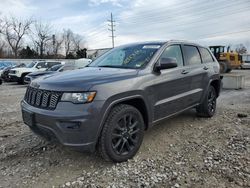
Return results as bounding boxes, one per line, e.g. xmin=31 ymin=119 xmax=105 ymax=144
xmin=61 ymin=92 xmax=96 ymax=104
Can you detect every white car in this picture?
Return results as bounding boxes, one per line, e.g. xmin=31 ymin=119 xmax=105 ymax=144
xmin=241 ymin=62 xmax=250 ymax=69
xmin=8 ymin=61 xmax=62 ymax=84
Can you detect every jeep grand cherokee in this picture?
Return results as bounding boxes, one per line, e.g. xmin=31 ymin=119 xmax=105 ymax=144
xmin=21 ymin=40 xmax=221 ymax=162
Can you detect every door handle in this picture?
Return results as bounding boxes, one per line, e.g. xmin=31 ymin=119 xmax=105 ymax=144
xmin=203 ymin=66 xmax=209 ymax=70
xmin=181 ymin=70 xmax=189 ymax=74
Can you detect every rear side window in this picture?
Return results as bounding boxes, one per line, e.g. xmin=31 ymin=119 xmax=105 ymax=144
xmin=160 ymin=45 xmax=183 ymax=67
xmin=199 ymin=47 xmax=214 ymax=63
xmin=183 ymin=45 xmax=202 ymax=65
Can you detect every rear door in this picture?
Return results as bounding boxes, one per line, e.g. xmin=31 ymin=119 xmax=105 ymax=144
xmin=182 ymin=45 xmax=207 ymax=105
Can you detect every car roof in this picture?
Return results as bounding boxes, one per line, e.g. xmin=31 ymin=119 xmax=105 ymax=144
xmin=117 ymin=40 xmax=206 ymax=49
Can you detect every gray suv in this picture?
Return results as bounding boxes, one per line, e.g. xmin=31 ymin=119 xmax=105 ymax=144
xmin=21 ymin=41 xmax=221 ymax=162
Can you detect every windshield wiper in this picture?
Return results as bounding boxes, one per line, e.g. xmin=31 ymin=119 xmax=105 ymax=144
xmin=97 ymin=65 xmax=135 ymax=69
xmin=97 ymin=65 xmax=120 ymax=68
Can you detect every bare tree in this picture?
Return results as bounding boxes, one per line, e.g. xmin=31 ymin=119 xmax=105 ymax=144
xmin=52 ymin=34 xmax=64 ymax=57
xmin=0 ymin=39 xmax=6 ymax=57
xmin=235 ymin=44 xmax=247 ymax=54
xmin=63 ymin=29 xmax=74 ymax=56
xmin=32 ymin=22 xmax=53 ymax=58
xmin=0 ymin=16 xmax=33 ymax=58
xmin=72 ymin=34 xmax=84 ymax=52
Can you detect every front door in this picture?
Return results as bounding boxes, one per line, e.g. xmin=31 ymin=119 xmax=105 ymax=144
xmin=148 ymin=44 xmax=193 ymax=122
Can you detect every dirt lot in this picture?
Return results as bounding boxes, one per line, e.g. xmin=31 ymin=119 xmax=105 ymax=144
xmin=0 ymin=70 xmax=249 ymax=188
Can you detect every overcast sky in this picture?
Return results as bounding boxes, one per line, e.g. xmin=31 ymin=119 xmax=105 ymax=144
xmin=0 ymin=0 xmax=250 ymax=49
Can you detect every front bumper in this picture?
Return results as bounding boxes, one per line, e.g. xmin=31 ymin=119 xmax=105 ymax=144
xmin=21 ymin=99 xmax=105 ymax=152
xmin=8 ymin=75 xmax=21 ymax=82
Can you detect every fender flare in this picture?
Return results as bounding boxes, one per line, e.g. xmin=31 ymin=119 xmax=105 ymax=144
xmin=95 ymin=94 xmax=151 ymax=146
xmin=200 ymin=77 xmax=221 ymax=103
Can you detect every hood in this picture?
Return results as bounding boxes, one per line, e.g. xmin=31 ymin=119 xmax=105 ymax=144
xmin=12 ymin=67 xmax=36 ymax=72
xmin=30 ymin=67 xmax=138 ymax=91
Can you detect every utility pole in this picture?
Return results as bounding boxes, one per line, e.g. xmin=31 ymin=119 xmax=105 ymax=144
xmin=108 ymin=13 xmax=115 ymax=48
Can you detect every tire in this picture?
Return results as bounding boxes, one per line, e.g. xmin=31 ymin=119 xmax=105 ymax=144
xmin=17 ymin=78 xmax=23 ymax=84
xmin=98 ymin=104 xmax=145 ymax=162
xmin=19 ymin=74 xmax=26 ymax=85
xmin=219 ymin=61 xmax=227 ymax=73
xmin=197 ymin=85 xmax=217 ymax=117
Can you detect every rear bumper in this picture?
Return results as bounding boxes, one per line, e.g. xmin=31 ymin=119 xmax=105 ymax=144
xmin=21 ymin=99 xmax=105 ymax=152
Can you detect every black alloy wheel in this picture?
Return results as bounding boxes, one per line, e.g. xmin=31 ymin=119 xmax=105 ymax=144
xmin=99 ymin=104 xmax=144 ymax=162
xmin=111 ymin=113 xmax=140 ymax=155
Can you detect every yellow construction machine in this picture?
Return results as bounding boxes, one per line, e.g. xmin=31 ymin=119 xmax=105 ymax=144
xmin=209 ymin=46 xmax=242 ymax=73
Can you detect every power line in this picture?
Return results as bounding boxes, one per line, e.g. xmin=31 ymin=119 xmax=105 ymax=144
xmin=117 ymin=2 xmax=248 ymax=26
xmin=108 ymin=13 xmax=116 ymax=48
xmin=116 ymin=5 xmax=250 ymax=36
xmin=197 ymin=28 xmax=250 ymax=40
xmin=116 ymin=0 xmax=246 ymax=22
xmin=84 ymin=1 xmax=249 ymax=47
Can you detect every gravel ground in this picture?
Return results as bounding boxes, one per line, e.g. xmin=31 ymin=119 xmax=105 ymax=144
xmin=0 ymin=70 xmax=249 ymax=188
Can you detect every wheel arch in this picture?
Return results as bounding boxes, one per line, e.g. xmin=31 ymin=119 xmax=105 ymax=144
xmin=21 ymin=72 xmax=31 ymax=78
xmin=210 ymin=79 xmax=221 ymax=98
xmin=95 ymin=95 xmax=151 ymax=148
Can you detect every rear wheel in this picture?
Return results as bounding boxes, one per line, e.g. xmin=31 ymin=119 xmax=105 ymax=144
xmin=98 ymin=104 xmax=145 ymax=162
xmin=197 ymin=85 xmax=217 ymax=117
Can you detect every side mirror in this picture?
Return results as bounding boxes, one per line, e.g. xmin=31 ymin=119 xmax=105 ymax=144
xmin=155 ymin=57 xmax=178 ymax=71
xmin=37 ymin=65 xmax=42 ymax=69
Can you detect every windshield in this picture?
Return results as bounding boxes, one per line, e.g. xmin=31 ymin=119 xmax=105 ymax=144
xmin=89 ymin=44 xmax=162 ymax=69
xmin=47 ymin=64 xmax=62 ymax=71
xmin=27 ymin=62 xmax=36 ymax=68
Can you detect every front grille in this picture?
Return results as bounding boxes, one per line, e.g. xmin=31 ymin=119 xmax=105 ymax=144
xmin=24 ymin=86 xmax=62 ymax=110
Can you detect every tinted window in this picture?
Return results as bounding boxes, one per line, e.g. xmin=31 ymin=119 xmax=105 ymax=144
xmin=160 ymin=45 xmax=183 ymax=67
xmin=47 ymin=62 xmax=60 ymax=68
xmin=200 ymin=48 xmax=214 ymax=63
xmin=36 ymin=62 xmax=46 ymax=68
xmin=63 ymin=66 xmax=75 ymax=71
xmin=48 ymin=64 xmax=62 ymax=71
xmin=27 ymin=62 xmax=36 ymax=68
xmin=183 ymin=45 xmax=202 ymax=65
xmin=59 ymin=66 xmax=75 ymax=72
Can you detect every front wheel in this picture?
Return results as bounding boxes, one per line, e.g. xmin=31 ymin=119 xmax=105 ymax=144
xmin=98 ymin=104 xmax=145 ymax=162
xmin=197 ymin=85 xmax=217 ymax=117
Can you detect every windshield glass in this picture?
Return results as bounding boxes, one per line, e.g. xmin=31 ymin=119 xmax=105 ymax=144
xmin=27 ymin=62 xmax=36 ymax=68
xmin=89 ymin=44 xmax=162 ymax=69
xmin=47 ymin=64 xmax=62 ymax=71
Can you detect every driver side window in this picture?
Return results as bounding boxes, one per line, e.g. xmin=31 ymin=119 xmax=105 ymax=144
xmin=160 ymin=45 xmax=184 ymax=67
xmin=36 ymin=62 xmax=46 ymax=68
